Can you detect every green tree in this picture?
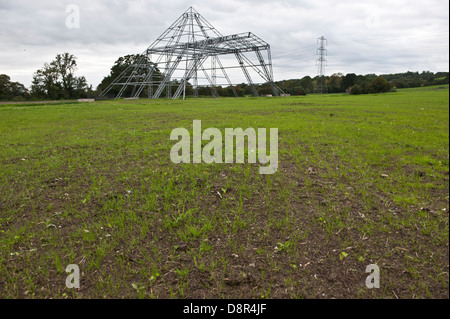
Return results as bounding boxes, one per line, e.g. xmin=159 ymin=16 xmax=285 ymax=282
xmin=51 ymin=53 xmax=77 ymax=99
xmin=0 ymin=74 xmax=29 ymax=100
xmin=348 ymin=84 xmax=363 ymax=95
xmin=326 ymin=73 xmax=343 ymax=93
xmin=258 ymin=82 xmax=273 ymax=95
xmin=73 ymin=76 xmax=93 ymax=98
xmin=368 ymin=76 xmax=391 ymax=93
xmin=299 ymin=76 xmax=313 ymax=93
xmin=341 ymin=73 xmax=357 ymax=91
xmin=31 ymin=62 xmax=61 ymax=99
xmin=31 ymin=53 xmax=90 ymax=99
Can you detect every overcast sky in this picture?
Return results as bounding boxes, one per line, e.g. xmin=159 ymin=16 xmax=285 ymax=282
xmin=0 ymin=0 xmax=448 ymax=88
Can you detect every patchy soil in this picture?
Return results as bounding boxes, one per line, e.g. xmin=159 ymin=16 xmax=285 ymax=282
xmin=1 ymin=92 xmax=448 ymax=299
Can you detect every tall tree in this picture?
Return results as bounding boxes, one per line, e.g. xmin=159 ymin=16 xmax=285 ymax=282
xmin=31 ymin=62 xmax=61 ymax=99
xmin=31 ymin=52 xmax=89 ymax=100
xmin=51 ymin=53 xmax=77 ymax=99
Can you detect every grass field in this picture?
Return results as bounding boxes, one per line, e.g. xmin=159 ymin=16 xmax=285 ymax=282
xmin=0 ymin=85 xmax=448 ymax=299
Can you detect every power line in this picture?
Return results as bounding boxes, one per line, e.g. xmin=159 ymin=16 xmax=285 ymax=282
xmin=275 ymin=31 xmax=450 ymax=58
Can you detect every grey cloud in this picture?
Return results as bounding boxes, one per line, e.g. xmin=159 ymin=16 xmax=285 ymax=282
xmin=0 ymin=0 xmax=448 ymax=88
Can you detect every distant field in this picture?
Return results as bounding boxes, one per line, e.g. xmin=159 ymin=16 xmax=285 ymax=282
xmin=0 ymin=85 xmax=448 ymax=298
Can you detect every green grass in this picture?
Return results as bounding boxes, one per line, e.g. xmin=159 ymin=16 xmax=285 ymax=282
xmin=0 ymin=85 xmax=448 ymax=299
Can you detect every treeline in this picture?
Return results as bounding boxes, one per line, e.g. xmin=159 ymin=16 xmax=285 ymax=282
xmin=383 ymin=71 xmax=449 ymax=88
xmin=1 ymin=51 xmax=448 ymax=101
xmin=274 ymin=71 xmax=449 ymax=96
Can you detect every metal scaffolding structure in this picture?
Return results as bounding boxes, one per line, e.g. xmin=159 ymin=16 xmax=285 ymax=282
xmin=97 ymin=7 xmax=284 ymax=100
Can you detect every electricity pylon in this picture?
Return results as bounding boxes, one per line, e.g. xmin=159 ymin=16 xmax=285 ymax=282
xmin=316 ymin=36 xmax=327 ymax=94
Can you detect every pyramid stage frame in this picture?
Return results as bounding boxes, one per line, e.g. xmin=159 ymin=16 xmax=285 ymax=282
xmin=97 ymin=7 xmax=284 ymax=100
